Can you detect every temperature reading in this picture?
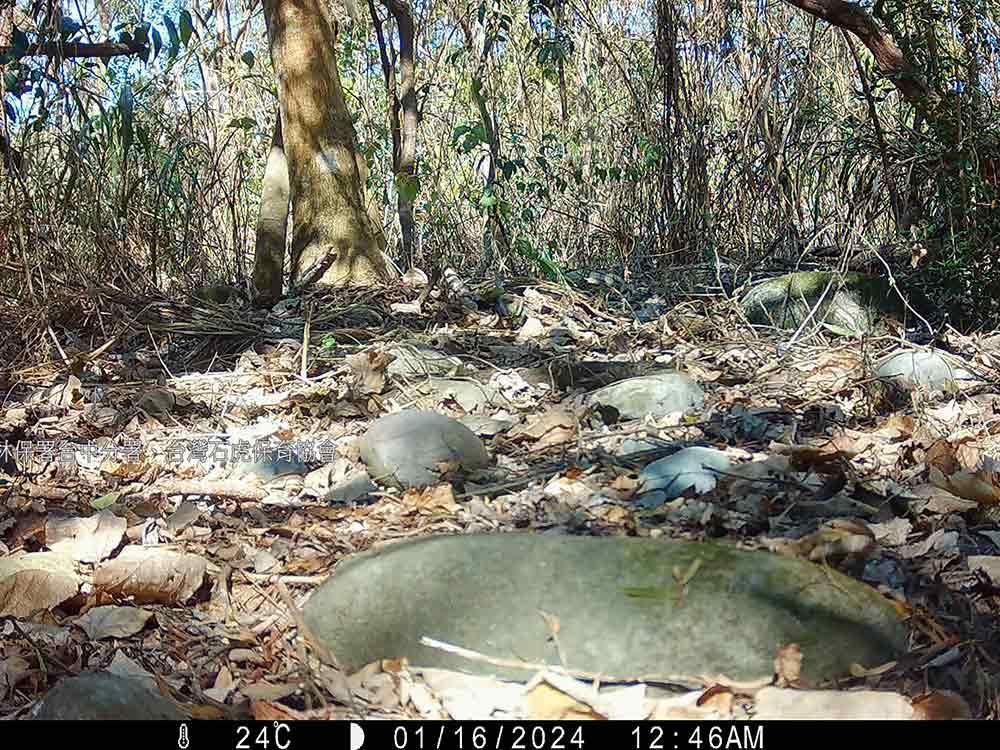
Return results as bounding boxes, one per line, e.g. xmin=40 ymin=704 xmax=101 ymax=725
xmin=235 ymin=722 xmax=292 ymax=750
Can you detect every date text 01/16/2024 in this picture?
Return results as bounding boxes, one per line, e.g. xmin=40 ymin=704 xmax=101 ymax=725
xmin=361 ymin=722 xmax=765 ymax=750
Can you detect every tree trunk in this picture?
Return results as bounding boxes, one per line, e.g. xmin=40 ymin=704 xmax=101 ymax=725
xmin=263 ymin=0 xmax=388 ymax=287
xmin=384 ymin=0 xmax=418 ymax=270
xmin=368 ymin=0 xmax=418 ymax=268
xmin=252 ymin=116 xmax=290 ymax=304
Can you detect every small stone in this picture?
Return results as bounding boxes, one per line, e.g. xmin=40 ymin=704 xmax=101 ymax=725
xmin=359 ymin=410 xmax=490 ymax=488
xmin=232 ymin=449 xmax=309 ymax=481
xmin=638 ymin=447 xmax=731 ymax=496
xmin=876 ymin=350 xmax=977 ymax=391
xmin=634 ymin=490 xmax=668 ymax=509
xmin=589 ymin=373 xmax=704 ymax=420
xmin=386 ymin=344 xmax=464 ymax=378
xmin=326 ymin=471 xmax=377 ymax=505
xmin=415 ymin=378 xmax=501 ymax=412
xmin=621 ymin=438 xmax=669 ymax=455
xmin=459 ymin=415 xmax=513 ymax=437
xmin=32 ymin=672 xmax=184 ymax=720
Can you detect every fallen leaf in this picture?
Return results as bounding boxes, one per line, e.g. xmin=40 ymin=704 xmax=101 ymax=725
xmin=74 ymin=605 xmax=153 ymax=639
xmin=47 ymin=510 xmax=126 ymax=563
xmin=0 ymin=552 xmax=80 ymax=617
xmin=774 ymin=644 xmax=802 ymax=687
xmin=94 ymin=546 xmax=207 ymax=604
xmin=509 ymin=408 xmax=577 ymax=449
xmin=402 ymin=484 xmax=462 ymax=515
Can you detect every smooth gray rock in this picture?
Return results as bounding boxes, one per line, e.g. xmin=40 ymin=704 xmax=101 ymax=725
xmin=634 ymin=490 xmax=669 ymax=509
xmin=460 ymin=415 xmax=513 ymax=437
xmin=876 ymin=350 xmax=978 ymax=391
xmin=638 ymin=447 xmax=731 ymax=496
xmin=232 ymin=448 xmax=309 ymax=481
xmin=304 ymin=534 xmax=907 ymax=682
xmin=327 ymin=471 xmax=377 ymax=505
xmin=359 ymin=410 xmax=490 ymax=488
xmin=32 ymin=672 xmax=184 ymax=720
xmin=621 ymin=438 xmax=672 ymax=455
xmin=412 ymin=378 xmax=502 ymax=412
xmin=740 ymin=272 xmax=925 ymax=335
xmin=589 ymin=373 xmax=704 ymax=420
xmin=387 ymin=345 xmax=465 ymax=378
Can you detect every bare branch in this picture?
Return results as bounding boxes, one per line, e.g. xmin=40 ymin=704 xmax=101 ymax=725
xmin=0 ymin=40 xmax=146 ymax=59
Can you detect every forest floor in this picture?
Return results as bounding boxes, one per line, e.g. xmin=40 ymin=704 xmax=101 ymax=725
xmin=1 ymin=274 xmax=999 ymax=720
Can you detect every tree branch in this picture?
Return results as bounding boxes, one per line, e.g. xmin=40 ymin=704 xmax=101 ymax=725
xmin=0 ymin=41 xmax=147 ymax=59
xmin=782 ymin=0 xmax=935 ymax=109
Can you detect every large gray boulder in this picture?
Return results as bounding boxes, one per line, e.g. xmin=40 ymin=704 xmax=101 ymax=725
xmin=740 ymin=272 xmax=925 ymax=335
xmin=304 ymin=534 xmax=907 ymax=682
xmin=32 ymin=672 xmax=184 ymax=720
xmin=359 ymin=410 xmax=490 ymax=488
xmin=588 ymin=373 xmax=704 ymax=421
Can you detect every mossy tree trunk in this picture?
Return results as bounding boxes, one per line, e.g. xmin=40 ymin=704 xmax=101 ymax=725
xmin=262 ymin=0 xmax=388 ymax=287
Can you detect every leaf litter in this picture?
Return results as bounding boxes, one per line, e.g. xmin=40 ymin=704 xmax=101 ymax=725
xmin=1 ymin=278 xmax=998 ymax=719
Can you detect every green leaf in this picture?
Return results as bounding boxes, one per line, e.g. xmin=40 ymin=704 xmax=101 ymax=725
xmin=150 ymin=27 xmax=163 ymax=60
xmin=179 ymin=10 xmax=194 ymax=46
xmin=395 ymin=173 xmax=420 ymax=202
xmin=91 ymin=490 xmax=122 ymax=510
xmin=227 ymin=116 xmax=257 ymax=131
xmin=164 ymin=16 xmax=180 ymax=58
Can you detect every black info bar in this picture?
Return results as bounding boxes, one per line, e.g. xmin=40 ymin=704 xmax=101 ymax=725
xmin=9 ymin=720 xmax=986 ymax=748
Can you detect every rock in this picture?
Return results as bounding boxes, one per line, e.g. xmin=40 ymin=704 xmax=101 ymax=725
xmin=638 ymin=447 xmax=731 ymax=496
xmin=387 ymin=345 xmax=465 ymax=378
xmin=621 ymin=437 xmax=671 ymax=455
xmin=326 ymin=471 xmax=377 ymax=505
xmin=303 ymin=534 xmax=907 ymax=682
xmin=359 ymin=410 xmax=490 ymax=488
xmin=459 ymin=415 xmax=513 ymax=437
xmin=634 ymin=490 xmax=669 ymax=509
xmin=412 ymin=378 xmax=502 ymax=412
xmin=740 ymin=272 xmax=927 ymax=335
xmin=588 ymin=373 xmax=704 ymax=421
xmin=876 ymin=350 xmax=978 ymax=391
xmin=232 ymin=448 xmax=309 ymax=481
xmin=32 ymin=672 xmax=184 ymax=720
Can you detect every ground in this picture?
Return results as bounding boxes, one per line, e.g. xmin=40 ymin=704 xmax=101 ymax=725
xmin=0 ymin=271 xmax=998 ymax=719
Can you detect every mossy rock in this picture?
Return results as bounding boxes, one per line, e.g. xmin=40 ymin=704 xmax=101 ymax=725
xmin=740 ymin=272 xmax=927 ymax=335
xmin=303 ymin=533 xmax=907 ymax=683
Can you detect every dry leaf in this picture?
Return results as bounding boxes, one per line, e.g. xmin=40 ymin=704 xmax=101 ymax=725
xmin=74 ymin=605 xmax=153 ymax=639
xmin=524 ymin=680 xmax=603 ymax=721
xmin=774 ymin=644 xmax=802 ymax=687
xmin=911 ymin=690 xmax=972 ymax=720
xmin=0 ymin=552 xmax=81 ymax=617
xmin=402 ymin=484 xmax=462 ymax=514
xmin=0 ymin=652 xmax=33 ymax=695
xmin=47 ymin=510 xmax=126 ymax=563
xmin=346 ymin=350 xmax=391 ymax=395
xmin=94 ymin=546 xmax=207 ymax=604
xmin=908 ymin=484 xmax=978 ymax=514
xmin=510 ymin=408 xmax=577 ymax=449
xmin=930 ymin=465 xmax=1000 ymax=506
